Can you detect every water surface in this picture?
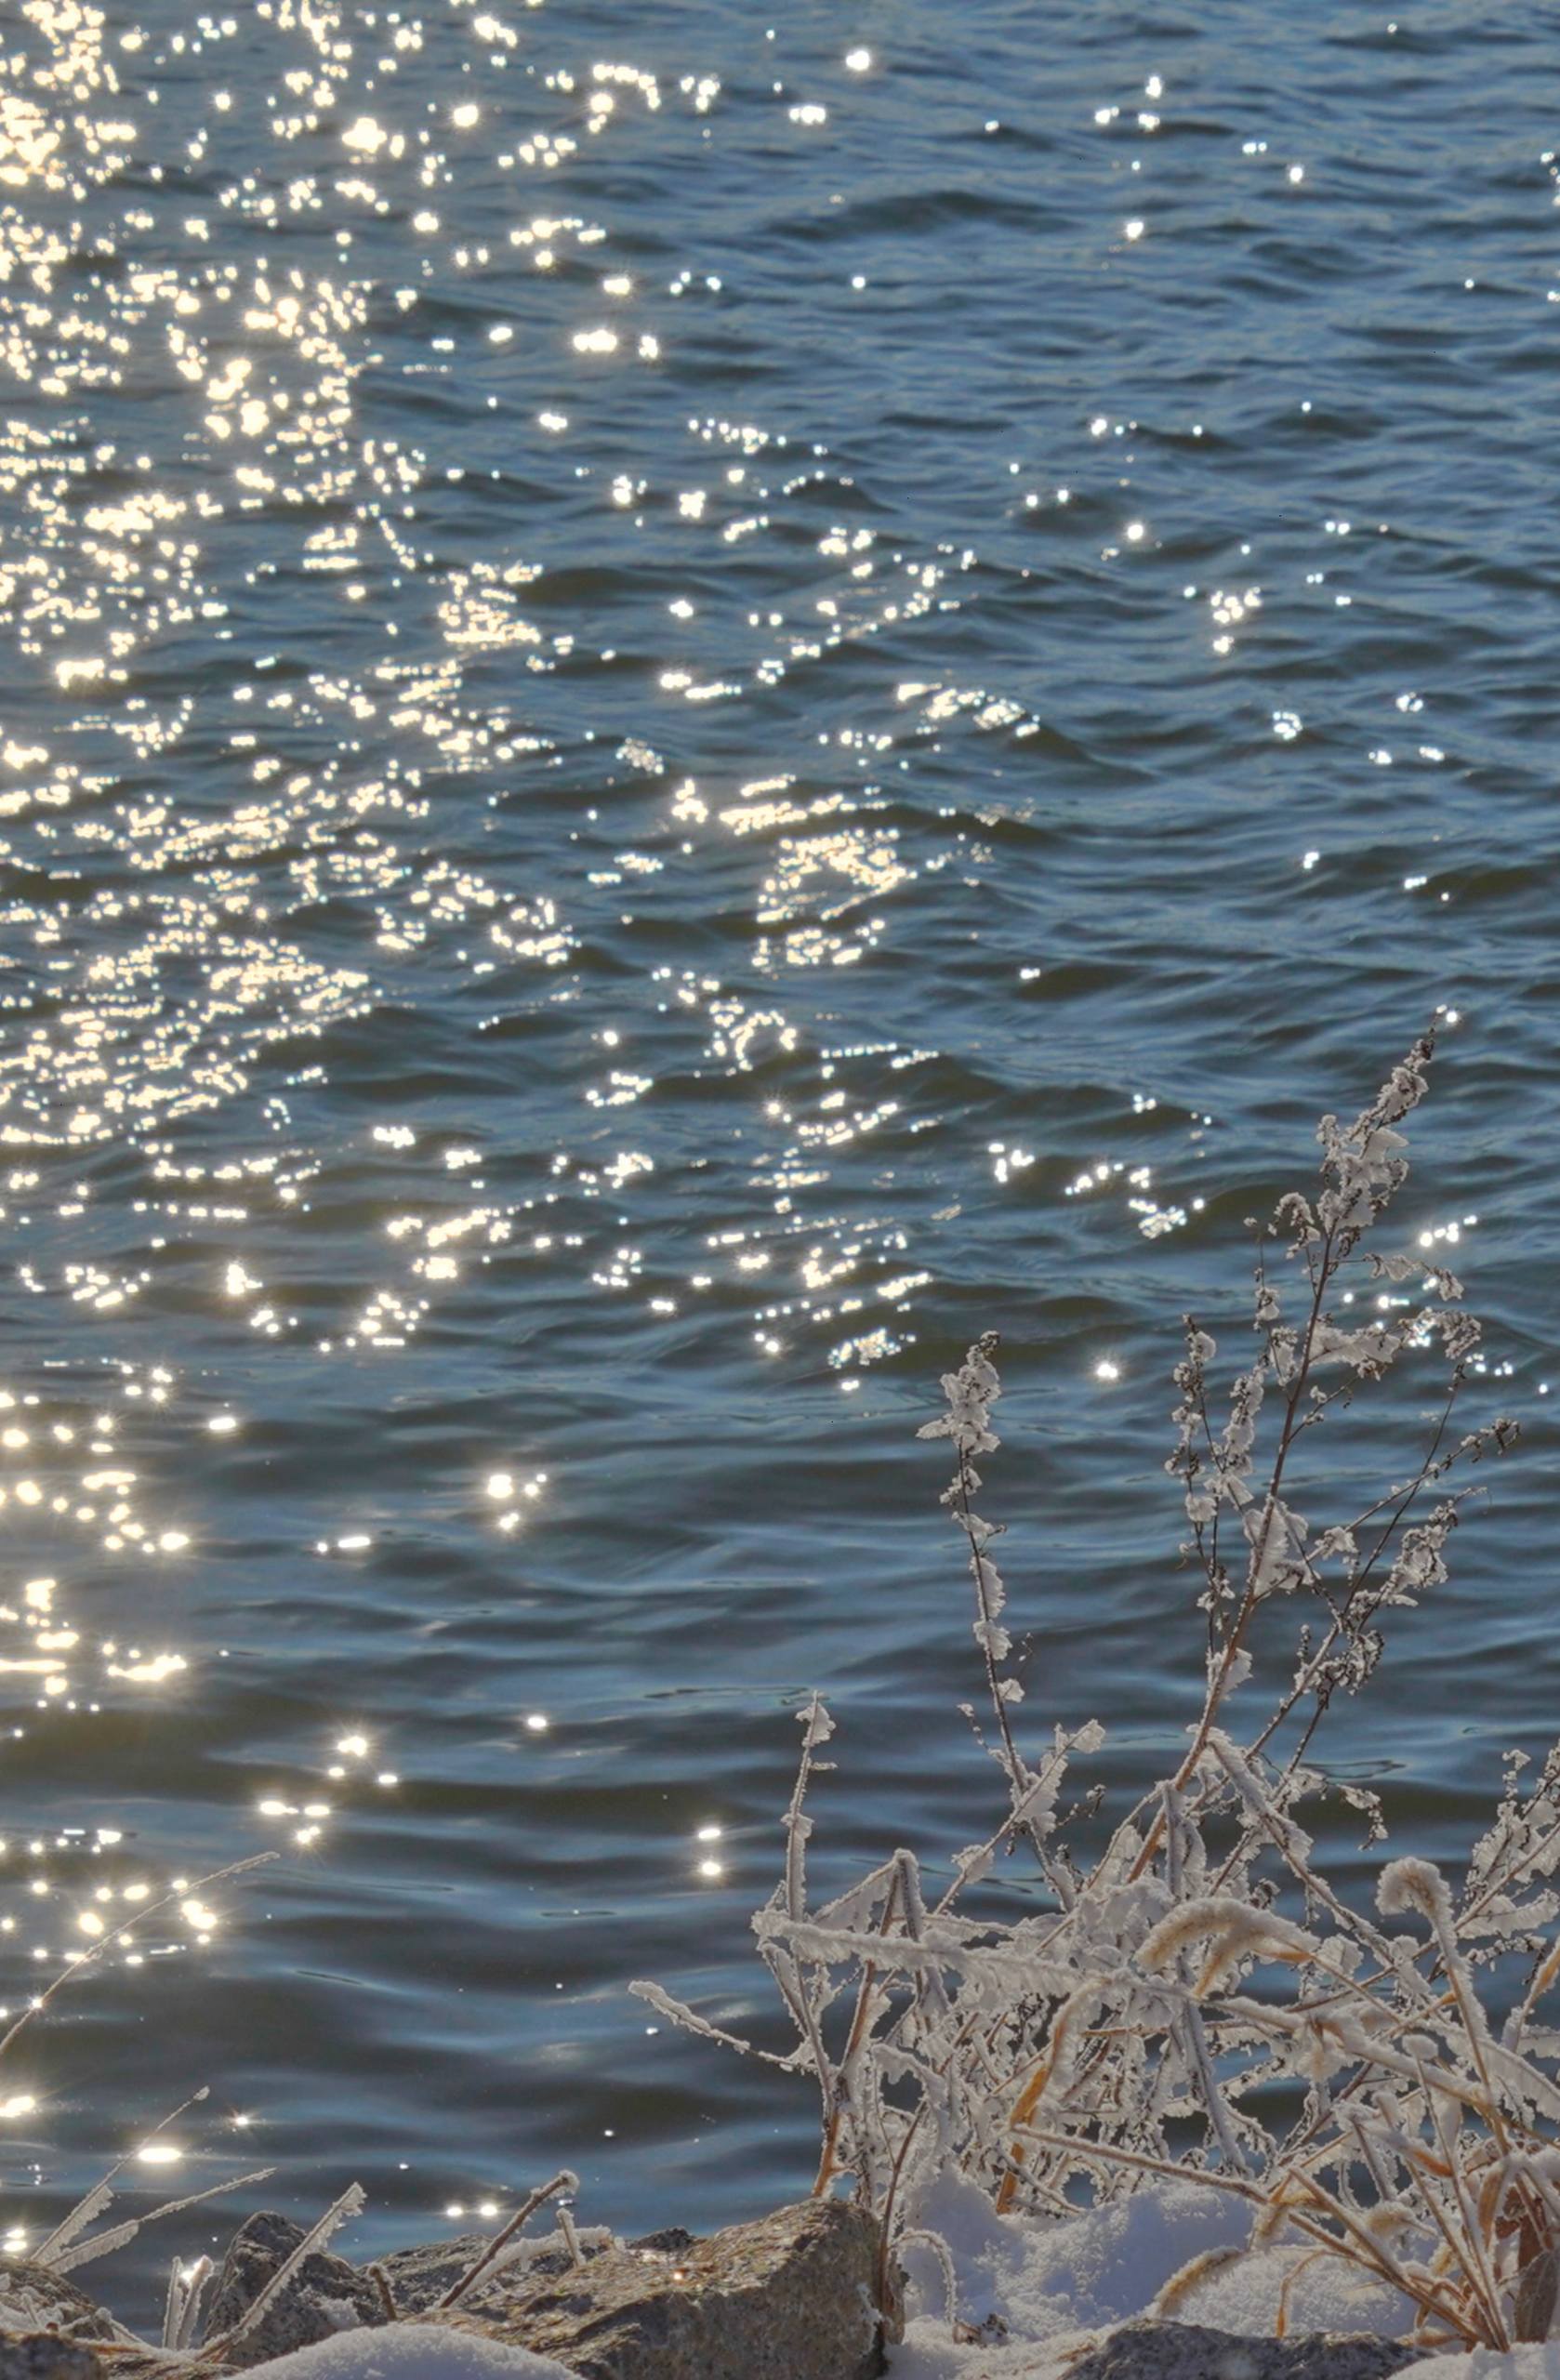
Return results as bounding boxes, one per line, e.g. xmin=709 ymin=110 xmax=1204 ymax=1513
xmin=0 ymin=0 xmax=1557 ymax=2306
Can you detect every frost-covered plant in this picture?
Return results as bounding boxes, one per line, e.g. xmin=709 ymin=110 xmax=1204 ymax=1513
xmin=0 ymin=1831 xmax=596 ymax=2348
xmin=636 ymin=1029 xmax=1556 ymax=2349
xmin=0 ymin=1857 xmax=281 ymax=2321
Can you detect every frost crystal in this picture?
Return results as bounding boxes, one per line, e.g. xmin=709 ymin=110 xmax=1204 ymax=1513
xmin=638 ymin=1031 xmax=1540 ymax=2354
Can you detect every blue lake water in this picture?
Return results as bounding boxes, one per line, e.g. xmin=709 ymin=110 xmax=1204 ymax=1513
xmin=1 ymin=0 xmax=1557 ymax=2311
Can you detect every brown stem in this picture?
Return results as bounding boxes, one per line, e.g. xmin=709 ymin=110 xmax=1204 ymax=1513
xmin=435 ymin=2171 xmax=577 ymax=2310
xmin=1129 ymin=1228 xmax=1338 ymax=1884
xmin=951 ymin=1432 xmax=1046 ymax=1875
xmin=1242 ymin=1371 xmax=1463 ymax=1773
xmin=813 ymin=1869 xmax=902 ymax=2196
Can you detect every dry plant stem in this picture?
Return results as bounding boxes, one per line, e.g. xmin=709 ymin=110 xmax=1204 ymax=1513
xmin=1015 ymin=2123 xmax=1262 ymax=2207
xmin=178 ymin=2257 xmax=213 ymax=2352
xmin=1184 ymin=1350 xmax=1225 ymax=1665
xmin=1271 ymin=2001 xmax=1457 ymax=2167
xmin=161 ymin=2260 xmax=182 ymax=2352
xmin=641 ymin=1032 xmax=1540 ymax=2347
xmin=877 ymin=2106 xmax=929 ymax=2297
xmin=162 ymin=2254 xmax=213 ymax=2354
xmin=774 ymin=1698 xmax=850 ymax=2163
xmin=930 ymin=1771 xmax=1072 ymax=1924
xmin=51 ymin=2170 xmax=277 ymax=2281
xmin=1155 ymin=2245 xmax=1247 ymax=2320
xmin=1162 ymin=1792 xmax=1251 ymax=2179
xmin=0 ymin=1854 xmax=275 ymax=2071
xmin=1226 ymin=1993 xmax=1535 ymax=2146
xmin=207 ymin=2185 xmax=365 ymax=2361
xmin=949 ymin=1422 xmax=1041 ymax=1869
xmin=1245 ymin=1378 xmax=1464 ymax=1774
xmin=813 ymin=1869 xmax=902 ymax=2195
xmin=1463 ymin=1812 xmax=1560 ymax=1934
xmin=898 ymin=2227 xmax=959 ymax=2336
xmin=1019 ymin=2125 xmax=1472 ymax=2342
xmin=885 ymin=1980 xmax=1054 ymax=2254
xmin=36 ymin=2089 xmax=212 ymax=2267
xmin=1513 ymin=1937 xmax=1560 ymax=2043
xmin=557 ymin=2204 xmax=586 ymax=2272
xmin=1424 ymin=2078 xmax=1506 ymax=2344
xmin=33 ymin=2088 xmax=275 ymax=2281
xmin=995 ymin=2003 xmax=1082 ymax=2213
xmin=1248 ymin=1917 xmax=1551 ymax=2160
xmin=1130 ymin=1232 xmax=1338 ymax=1886
xmin=87 ymin=2331 xmax=191 ymax=2361
xmin=1204 ymin=1739 xmax=1427 ymax=1987
xmin=1274 ymin=2248 xmax=1331 ymax=2339
xmin=1402 ymin=2149 xmax=1501 ymax=2346
xmin=1425 ymin=1911 xmax=1511 ymax=2162
xmin=434 ymin=2171 xmax=578 ymax=2311
xmin=1285 ymin=2174 xmax=1476 ymax=2344
xmin=1335 ymin=1379 xmax=1463 ymax=1595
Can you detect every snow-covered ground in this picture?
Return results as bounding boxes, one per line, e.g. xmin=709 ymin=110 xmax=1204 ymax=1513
xmin=218 ymin=2188 xmax=1560 ymax=2380
xmin=887 ymin=2175 xmax=1552 ymax=2380
xmin=241 ymin=2330 xmax=576 ymax=2380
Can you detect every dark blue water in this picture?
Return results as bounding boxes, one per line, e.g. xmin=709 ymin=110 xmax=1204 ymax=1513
xmin=1 ymin=0 xmax=1556 ymax=2308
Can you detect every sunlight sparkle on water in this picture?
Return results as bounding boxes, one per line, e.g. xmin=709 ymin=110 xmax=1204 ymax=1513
xmin=0 ymin=0 xmax=1536 ymax=2263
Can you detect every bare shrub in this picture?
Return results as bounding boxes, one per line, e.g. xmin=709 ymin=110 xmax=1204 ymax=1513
xmin=636 ymin=1028 xmax=1554 ymax=2352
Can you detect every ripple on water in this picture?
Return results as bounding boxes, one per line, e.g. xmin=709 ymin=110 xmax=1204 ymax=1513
xmin=0 ymin=0 xmax=1555 ymax=2307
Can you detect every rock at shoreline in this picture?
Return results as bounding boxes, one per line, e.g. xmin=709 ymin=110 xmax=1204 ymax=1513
xmin=0 ymin=2341 xmax=103 ymax=2380
xmin=0 ymin=2212 xmax=1445 ymax=2380
xmin=435 ymin=2197 xmax=885 ymax=2380
xmin=1060 ymin=2320 xmax=1421 ymax=2380
xmin=203 ymin=2212 xmax=390 ymax=2368
xmin=375 ymin=2234 xmax=503 ymax=2315
xmin=376 ymin=2226 xmax=614 ymax=2318
xmin=0 ymin=2261 xmax=117 ymax=2346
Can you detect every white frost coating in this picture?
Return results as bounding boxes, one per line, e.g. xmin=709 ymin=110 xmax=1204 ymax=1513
xmin=885 ymin=2175 xmax=1411 ymax=2378
xmin=1138 ymin=1895 xmax=1317 ymax=1986
xmin=1378 ymin=1855 xmax=1454 ymax=1924
xmin=243 ymin=2326 xmax=577 ymax=2380
xmin=640 ymin=1031 xmax=1540 ymax=2360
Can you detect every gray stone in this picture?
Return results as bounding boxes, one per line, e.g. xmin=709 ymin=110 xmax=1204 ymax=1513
xmin=0 ymin=2342 xmax=101 ymax=2380
xmin=1062 ymin=2320 xmax=1420 ymax=2380
xmin=374 ymin=2227 xmax=612 ymax=2318
xmin=622 ymin=2233 xmax=694 ymax=2261
xmin=372 ymin=2236 xmax=493 ymax=2316
xmin=434 ymin=2198 xmax=886 ymax=2380
xmin=0 ymin=2263 xmax=115 ymax=2347
xmin=201 ymin=2211 xmax=388 ymax=2368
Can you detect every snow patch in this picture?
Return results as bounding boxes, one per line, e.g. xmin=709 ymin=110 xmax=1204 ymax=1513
xmin=243 ymin=2326 xmax=576 ymax=2380
xmin=889 ymin=2179 xmax=1412 ymax=2379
